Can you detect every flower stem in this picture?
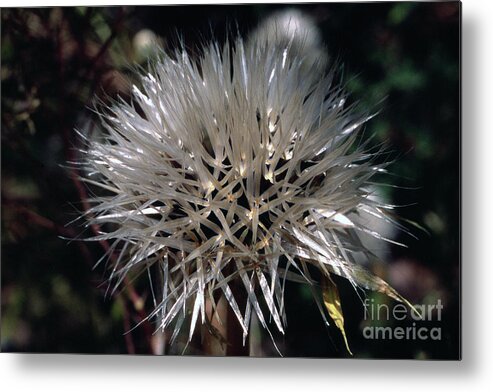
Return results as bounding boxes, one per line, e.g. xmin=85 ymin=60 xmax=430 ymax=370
xmin=226 ymin=279 xmax=249 ymax=356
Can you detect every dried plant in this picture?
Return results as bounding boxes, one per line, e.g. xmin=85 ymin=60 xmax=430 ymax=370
xmin=76 ymin=11 xmax=413 ymax=354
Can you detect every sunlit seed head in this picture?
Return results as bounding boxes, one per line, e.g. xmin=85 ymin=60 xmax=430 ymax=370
xmin=78 ymin=10 xmax=411 ymax=353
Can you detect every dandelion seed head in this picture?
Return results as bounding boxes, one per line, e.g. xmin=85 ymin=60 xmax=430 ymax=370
xmin=78 ymin=11 xmax=411 ymax=351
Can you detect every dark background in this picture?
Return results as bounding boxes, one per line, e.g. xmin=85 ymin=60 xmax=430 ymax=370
xmin=1 ymin=2 xmax=460 ymax=358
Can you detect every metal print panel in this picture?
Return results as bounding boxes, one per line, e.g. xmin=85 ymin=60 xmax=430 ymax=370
xmin=1 ymin=2 xmax=461 ymax=359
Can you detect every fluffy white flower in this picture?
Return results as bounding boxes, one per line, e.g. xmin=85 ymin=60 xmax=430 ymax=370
xmin=78 ymin=12 xmax=412 ymax=352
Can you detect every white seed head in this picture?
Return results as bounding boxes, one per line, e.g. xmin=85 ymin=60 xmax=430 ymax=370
xmin=78 ymin=13 xmax=407 ymax=349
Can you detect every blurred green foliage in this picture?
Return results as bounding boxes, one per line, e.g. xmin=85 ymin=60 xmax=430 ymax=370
xmin=1 ymin=3 xmax=460 ymax=358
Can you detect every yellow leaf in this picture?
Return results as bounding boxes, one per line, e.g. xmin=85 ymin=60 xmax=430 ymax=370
xmin=322 ymin=276 xmax=353 ymax=355
xmin=351 ymin=266 xmax=419 ymax=317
